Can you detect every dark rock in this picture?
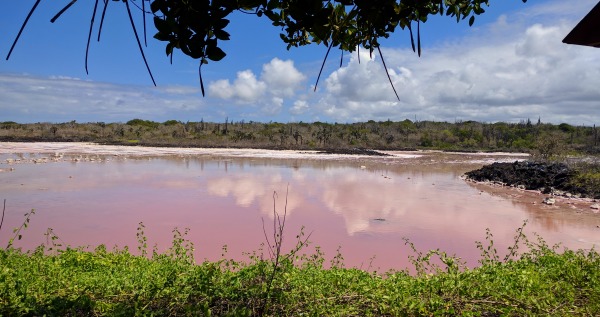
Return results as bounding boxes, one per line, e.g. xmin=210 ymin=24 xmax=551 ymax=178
xmin=317 ymin=148 xmax=391 ymax=156
xmin=465 ymin=161 xmax=590 ymax=197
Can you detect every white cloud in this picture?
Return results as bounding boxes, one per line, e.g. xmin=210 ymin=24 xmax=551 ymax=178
xmin=314 ymin=1 xmax=600 ymax=124
xmin=208 ymin=70 xmax=266 ymax=102
xmin=262 ymin=97 xmax=284 ymax=115
xmin=207 ymin=58 xmax=305 ymax=116
xmin=0 ymin=74 xmax=205 ymax=122
xmin=2 ymin=0 xmax=599 ymax=124
xmin=261 ymin=58 xmax=306 ymax=97
xmin=290 ymin=100 xmax=309 ymax=115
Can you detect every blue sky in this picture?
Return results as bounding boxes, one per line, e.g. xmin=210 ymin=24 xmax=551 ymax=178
xmin=1 ymin=0 xmax=599 ymax=124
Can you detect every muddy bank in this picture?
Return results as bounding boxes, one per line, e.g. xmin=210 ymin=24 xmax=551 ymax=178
xmin=316 ymin=148 xmax=392 ymax=156
xmin=465 ymin=161 xmax=600 ymax=199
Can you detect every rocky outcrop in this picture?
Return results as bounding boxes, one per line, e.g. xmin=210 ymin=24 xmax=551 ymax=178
xmin=464 ymin=161 xmax=600 ymax=199
xmin=465 ymin=161 xmax=573 ymax=192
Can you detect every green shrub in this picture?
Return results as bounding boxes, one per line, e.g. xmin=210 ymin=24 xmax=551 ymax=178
xmin=126 ymin=119 xmax=160 ymax=129
xmin=1 ymin=218 xmax=599 ymax=316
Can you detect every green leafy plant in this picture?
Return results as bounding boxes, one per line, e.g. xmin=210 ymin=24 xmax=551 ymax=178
xmin=1 ymin=203 xmax=599 ymax=316
xmin=5 ymin=208 xmax=35 ymax=250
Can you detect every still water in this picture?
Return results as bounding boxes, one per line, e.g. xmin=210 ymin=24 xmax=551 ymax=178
xmin=1 ymin=143 xmax=599 ymax=271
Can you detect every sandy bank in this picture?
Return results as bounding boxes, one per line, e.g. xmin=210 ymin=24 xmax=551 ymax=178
xmin=0 ymin=142 xmax=532 ymax=164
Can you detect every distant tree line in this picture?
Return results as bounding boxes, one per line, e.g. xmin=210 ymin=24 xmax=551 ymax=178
xmin=1 ymin=118 xmax=598 ymax=156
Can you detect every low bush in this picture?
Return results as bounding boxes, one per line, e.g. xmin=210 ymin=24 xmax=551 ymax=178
xmin=1 ymin=209 xmax=599 ymax=316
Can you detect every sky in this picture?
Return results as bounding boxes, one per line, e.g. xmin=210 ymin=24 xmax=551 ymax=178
xmin=0 ymin=0 xmax=599 ymax=125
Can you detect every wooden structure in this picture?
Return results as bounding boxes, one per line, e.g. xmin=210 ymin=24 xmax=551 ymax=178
xmin=563 ymin=1 xmax=600 ymax=47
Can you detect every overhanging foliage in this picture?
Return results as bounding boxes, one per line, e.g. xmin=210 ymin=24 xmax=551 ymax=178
xmin=7 ymin=0 xmax=527 ymax=96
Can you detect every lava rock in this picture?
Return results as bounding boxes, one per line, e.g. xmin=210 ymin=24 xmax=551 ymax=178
xmin=466 ymin=161 xmax=574 ymax=191
xmin=317 ymin=148 xmax=390 ymax=156
xmin=463 ymin=161 xmax=600 ymax=198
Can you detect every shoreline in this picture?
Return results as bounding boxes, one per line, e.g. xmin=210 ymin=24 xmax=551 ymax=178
xmin=0 ymin=141 xmax=530 ymax=159
xmin=3 ymin=141 xmax=597 ymax=212
xmin=464 ymin=177 xmax=600 ymax=215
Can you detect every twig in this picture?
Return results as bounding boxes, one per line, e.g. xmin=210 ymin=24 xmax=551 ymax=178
xmin=6 ymin=209 xmax=35 ymax=250
xmin=417 ymin=19 xmax=422 ymax=57
xmin=142 ymin=0 xmax=147 ymax=46
xmin=261 ymin=217 xmax=275 ymax=259
xmin=97 ymin=0 xmax=109 ymax=42
xmin=85 ymin=0 xmax=100 ymax=74
xmin=0 ymin=199 xmax=5 ymax=232
xmin=313 ymin=42 xmax=333 ymax=92
xmin=198 ymin=62 xmax=205 ymax=96
xmin=124 ymin=0 xmax=156 ymax=86
xmin=128 ymin=0 xmax=153 ymax=14
xmin=504 ymin=220 xmax=527 ymax=261
xmin=50 ymin=0 xmax=78 ymax=23
xmin=45 ymin=228 xmax=66 ymax=251
xmin=377 ymin=46 xmax=400 ymax=101
xmin=6 ymin=0 xmax=41 ymax=60
xmin=258 ymin=185 xmax=314 ymax=316
xmin=408 ymin=22 xmax=416 ymax=53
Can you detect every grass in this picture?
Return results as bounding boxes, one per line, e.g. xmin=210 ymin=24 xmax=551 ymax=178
xmin=567 ymin=161 xmax=600 ymax=198
xmin=1 ymin=199 xmax=600 ymax=317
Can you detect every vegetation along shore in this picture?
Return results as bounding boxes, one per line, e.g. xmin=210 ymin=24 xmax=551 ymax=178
xmin=2 ymin=118 xmax=600 ymax=315
xmin=4 ymin=118 xmax=599 ymax=197
xmin=1 ymin=119 xmax=599 ymax=154
xmin=1 ymin=214 xmax=600 ymax=316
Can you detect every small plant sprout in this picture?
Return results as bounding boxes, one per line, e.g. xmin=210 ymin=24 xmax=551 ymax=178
xmin=6 ymin=209 xmax=35 ymax=250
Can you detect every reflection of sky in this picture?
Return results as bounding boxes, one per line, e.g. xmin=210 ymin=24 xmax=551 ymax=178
xmin=1 ymin=152 xmax=599 ymax=271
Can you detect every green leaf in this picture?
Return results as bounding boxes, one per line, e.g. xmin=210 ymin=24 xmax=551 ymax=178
xmin=267 ymin=0 xmax=279 ymax=11
xmin=214 ymin=29 xmax=230 ymax=41
xmin=214 ymin=18 xmax=230 ymax=29
xmin=206 ymin=46 xmax=226 ymax=61
xmin=153 ymin=17 xmax=169 ymax=33
xmin=166 ymin=42 xmax=174 ymax=56
xmin=150 ymin=0 xmax=164 ymax=14
xmin=469 ymin=15 xmax=475 ymax=26
xmin=153 ymin=32 xmax=171 ymax=41
xmin=264 ymin=10 xmax=279 ymax=22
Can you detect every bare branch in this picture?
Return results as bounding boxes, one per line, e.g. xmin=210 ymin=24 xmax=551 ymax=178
xmin=261 ymin=217 xmax=275 ymax=260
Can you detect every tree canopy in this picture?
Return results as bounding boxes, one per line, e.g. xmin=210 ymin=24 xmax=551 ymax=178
xmin=8 ymin=0 xmax=527 ymax=95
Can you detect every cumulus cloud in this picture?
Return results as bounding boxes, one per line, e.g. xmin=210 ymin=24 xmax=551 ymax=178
xmin=207 ymin=58 xmax=305 ymax=115
xmin=316 ymin=1 xmax=600 ymax=124
xmin=208 ymin=70 xmax=266 ymax=102
xmin=261 ymin=58 xmax=306 ymax=97
xmin=290 ymin=100 xmax=309 ymax=115
xmin=2 ymin=0 xmax=599 ymax=124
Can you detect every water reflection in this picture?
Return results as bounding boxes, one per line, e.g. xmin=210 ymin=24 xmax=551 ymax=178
xmin=1 ymin=152 xmax=599 ymax=271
